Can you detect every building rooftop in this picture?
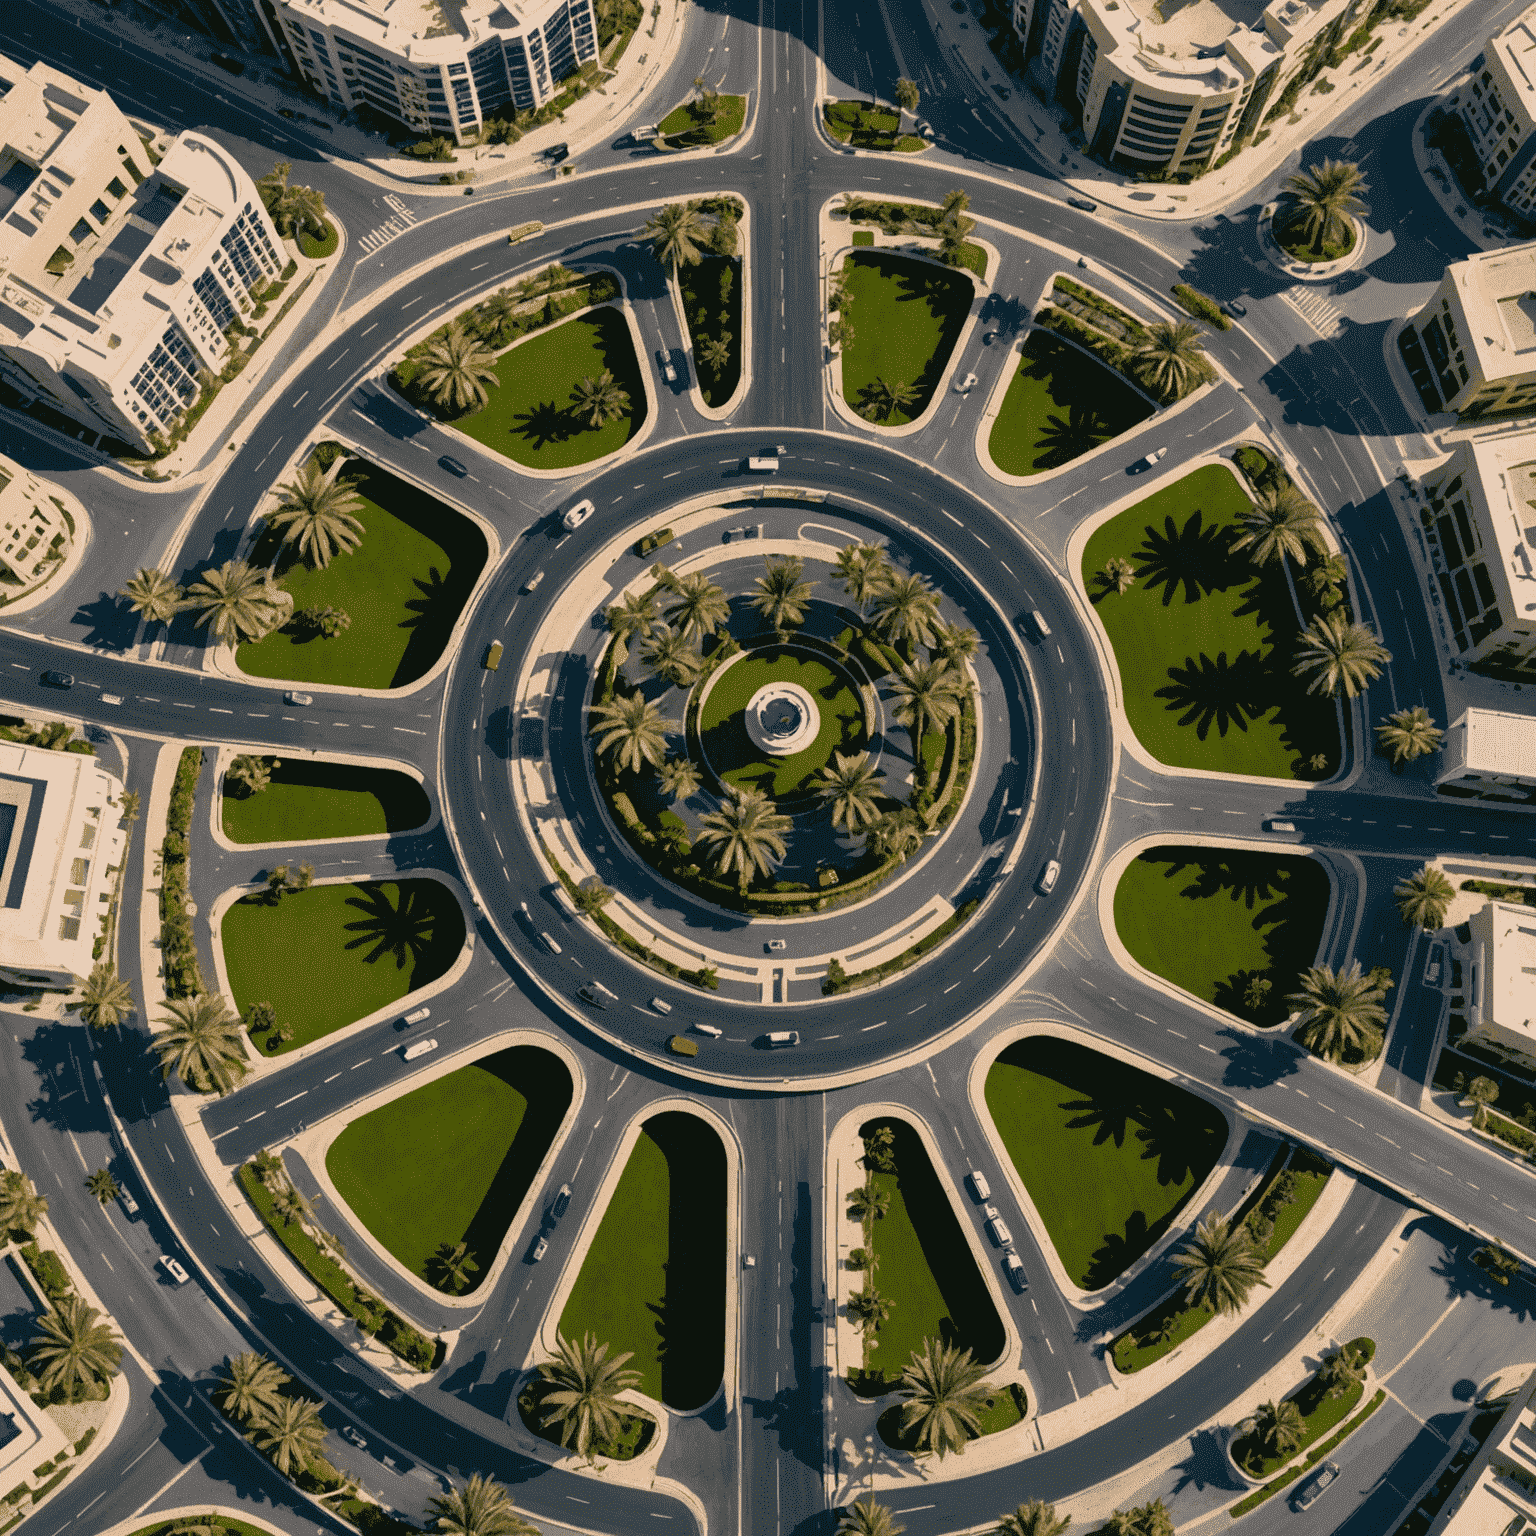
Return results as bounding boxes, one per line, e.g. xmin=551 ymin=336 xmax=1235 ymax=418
xmin=1472 ymin=898 xmax=1536 ymax=1044
xmin=1461 ymin=436 xmax=1536 ymax=622
xmin=1489 ymin=8 xmax=1536 ymax=102
xmin=1450 ymin=705 xmax=1536 ymax=776
xmin=280 ymin=0 xmax=541 ymax=51
xmin=1446 ymin=242 xmax=1536 ymax=380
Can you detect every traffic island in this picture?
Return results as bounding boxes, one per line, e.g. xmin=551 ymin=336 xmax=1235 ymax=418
xmin=822 ymin=100 xmax=927 ymax=153
xmin=218 ymin=753 xmax=431 ymax=845
xmin=657 ymin=91 xmax=747 ymax=147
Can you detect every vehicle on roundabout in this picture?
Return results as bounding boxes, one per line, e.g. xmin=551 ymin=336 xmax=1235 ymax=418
xmin=1292 ymin=1460 xmax=1341 ymax=1511
xmin=1131 ymin=446 xmax=1169 ymax=473
xmin=158 ymin=1254 xmax=190 ymax=1285
xmin=283 ymin=690 xmax=312 ymax=706
xmin=576 ymin=984 xmax=608 ymax=1010
xmin=40 ymin=670 xmax=73 ymax=689
xmin=561 ymin=499 xmax=594 ymax=531
xmin=956 ymin=371 xmax=978 ymax=392
xmin=522 ymin=569 xmax=545 ymax=593
xmin=1037 ymin=858 xmax=1061 ymax=894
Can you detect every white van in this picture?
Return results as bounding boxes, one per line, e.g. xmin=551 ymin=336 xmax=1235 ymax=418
xmin=694 ymin=1022 xmax=723 ymax=1038
xmin=766 ymin=1029 xmax=800 ymax=1047
xmin=746 ymin=456 xmax=780 ymax=472
xmin=402 ymin=1038 xmax=439 ymax=1061
xmin=967 ymin=1170 xmax=991 ymax=1202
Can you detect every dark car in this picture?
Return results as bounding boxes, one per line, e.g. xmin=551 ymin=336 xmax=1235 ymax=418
xmin=547 ymin=142 xmax=570 ymax=163
xmin=576 ymin=984 xmax=608 ymax=1010
xmin=1067 ymin=196 xmax=1099 ymax=212
xmin=1223 ymin=299 xmax=1247 ymax=318
xmin=40 ymin=670 xmax=74 ymax=689
xmin=1292 ymin=1460 xmax=1340 ymax=1511
xmin=439 ymin=455 xmax=468 ymax=476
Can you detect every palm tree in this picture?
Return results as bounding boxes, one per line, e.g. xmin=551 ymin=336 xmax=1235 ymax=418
xmin=1100 ymin=556 xmax=1137 ymax=596
xmin=1395 ymin=864 xmax=1455 ymax=930
xmin=1317 ymin=1342 xmax=1368 ymax=1399
xmin=215 ymin=1351 xmax=291 ymax=1424
xmin=1466 ymin=1075 xmax=1499 ymax=1121
xmin=898 ymin=1337 xmax=992 ymax=1458
xmin=74 ymin=964 xmax=134 ymax=1029
xmin=889 ymin=659 xmax=966 ymax=764
xmin=1103 ymin=1502 xmax=1173 ymax=1536
xmin=658 ymin=757 xmax=702 ymax=800
xmin=570 ymin=369 xmax=630 ymax=429
xmin=1281 ymin=158 xmax=1368 ymax=254
xmin=1250 ymin=1397 xmax=1304 ymax=1461
xmin=934 ymin=622 xmax=980 ymax=664
xmin=0 ymin=1171 xmax=48 ymax=1237
xmin=873 ymin=572 xmax=942 ymax=650
xmin=868 ymin=809 xmax=925 ymax=861
xmin=120 ymin=567 xmax=183 ymax=627
xmin=834 ymin=542 xmax=893 ymax=618
xmin=1289 ymin=961 xmax=1388 ymax=1063
xmin=266 ymin=462 xmax=366 ymax=569
xmin=941 ymin=188 xmax=971 ymax=223
xmin=1377 ymin=706 xmax=1442 ymax=764
xmin=838 ymin=1499 xmax=904 ymax=1536
xmin=476 ymin=287 xmax=520 ymax=342
xmin=428 ymin=1473 xmax=538 ymax=1536
xmin=846 ymin=1182 xmax=890 ymax=1222
xmin=996 ymin=1501 xmax=1071 ymax=1536
xmin=252 ymin=1395 xmax=328 ymax=1476
xmin=699 ymin=336 xmax=732 ymax=374
xmin=645 ymin=202 xmax=708 ymax=274
xmin=573 ymin=879 xmax=614 ymax=916
xmin=29 ymin=1296 xmax=121 ymax=1400
xmin=640 ymin=624 xmax=702 ymax=688
xmin=415 ymin=325 xmax=500 ymax=412
xmin=695 ymin=786 xmax=791 ymax=890
xmin=184 ymin=560 xmax=289 ymax=647
xmin=894 ymin=78 xmax=920 ymax=114
xmin=536 ymin=1332 xmax=642 ymax=1461
xmin=227 ymin=754 xmax=273 ymax=796
xmin=817 ymin=752 xmax=886 ymax=833
xmin=1292 ymin=611 xmax=1391 ymax=698
xmin=427 ymin=1240 xmax=480 ymax=1294
xmin=665 ymin=571 xmax=730 ymax=640
xmin=148 ymin=994 xmax=249 ymax=1093
xmin=1231 ymin=484 xmax=1326 ymax=572
xmin=587 ymin=693 xmax=674 ymax=772
xmin=85 ymin=1169 xmax=120 ymax=1206
xmin=257 ymin=162 xmax=327 ymax=237
xmin=1171 ymin=1210 xmax=1269 ymax=1316
xmin=750 ymin=556 xmax=814 ymax=635
xmin=605 ymin=589 xmax=658 ymax=665
xmin=859 ymin=376 xmax=921 ymax=423
xmin=1130 ymin=320 xmax=1209 ymax=401
xmin=846 ymin=1286 xmax=892 ymax=1333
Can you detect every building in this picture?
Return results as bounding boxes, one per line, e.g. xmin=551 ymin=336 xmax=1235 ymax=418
xmin=1013 ymin=0 xmax=1373 ymax=175
xmin=265 ymin=0 xmax=599 ymax=145
xmin=0 ymin=452 xmax=74 ymax=594
xmin=1439 ymin=709 xmax=1536 ymax=801
xmin=1464 ymin=898 xmax=1536 ymax=1070
xmin=1412 ymin=434 xmax=1536 ymax=674
xmin=0 ymin=54 xmax=286 ymax=454
xmin=0 ymin=740 xmax=127 ymax=991
xmin=1447 ymin=6 xmax=1536 ymax=219
xmin=1430 ymin=1368 xmax=1536 ymax=1534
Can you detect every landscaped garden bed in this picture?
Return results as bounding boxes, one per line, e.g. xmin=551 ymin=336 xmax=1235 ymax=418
xmin=326 ymin=1046 xmax=572 ymax=1294
xmin=837 ymin=195 xmax=987 ymax=277
xmin=556 ymin=1113 xmax=726 ymax=1410
xmin=824 ymin=100 xmax=925 ymax=153
xmin=984 ymin=1036 xmax=1228 ymax=1289
xmin=667 ymin=198 xmax=745 ymax=407
xmin=221 ymin=757 xmax=430 ymax=844
xmin=988 ymin=330 xmax=1154 ymax=476
xmin=1080 ymin=463 xmax=1344 ymax=779
xmin=1229 ymin=1387 xmax=1384 ymax=1517
xmin=1113 ymin=845 xmax=1331 ymax=1026
xmin=877 ymin=1381 xmax=1026 ymax=1451
xmin=658 ymin=90 xmax=746 ymax=147
xmin=221 ymin=878 xmax=465 ymax=1054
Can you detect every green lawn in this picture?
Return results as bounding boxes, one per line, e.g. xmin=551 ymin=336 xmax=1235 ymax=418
xmin=450 ymin=307 xmax=647 ymax=470
xmin=1113 ymin=846 xmax=1331 ymax=1026
xmin=989 ymin=332 xmax=1154 ymax=476
xmin=237 ymin=458 xmax=486 ymax=690
xmin=1233 ymin=1371 xmax=1368 ymax=1476
xmin=131 ymin=1521 xmax=278 ymax=1536
xmin=852 ymin=1117 xmax=1003 ymax=1395
xmin=1080 ymin=464 xmax=1342 ymax=779
xmin=877 ymin=1381 xmax=1026 ymax=1450
xmin=658 ymin=93 xmax=746 ymax=145
xmin=679 ymin=255 xmax=741 ymax=406
xmin=557 ymin=1112 xmax=725 ymax=1409
xmin=984 ymin=1037 xmax=1228 ymax=1290
xmin=840 ymin=252 xmax=972 ymax=425
xmin=824 ymin=100 xmax=926 ymax=152
xmin=698 ymin=646 xmax=866 ymax=802
xmin=221 ymin=879 xmax=466 ymax=1053
xmin=326 ymin=1046 xmax=571 ymax=1291
xmin=221 ymin=758 xmax=430 ymax=844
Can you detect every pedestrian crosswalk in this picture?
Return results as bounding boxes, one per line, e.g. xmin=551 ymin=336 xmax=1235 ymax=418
xmin=357 ymin=194 xmax=418 ymax=257
xmin=1279 ymin=284 xmax=1345 ymax=338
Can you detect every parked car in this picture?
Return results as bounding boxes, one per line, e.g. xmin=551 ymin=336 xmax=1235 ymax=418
xmin=40 ymin=670 xmax=73 ymax=689
xmin=546 ymin=142 xmax=569 ymax=163
xmin=1067 ymin=195 xmax=1099 ymax=212
xmin=561 ymin=499 xmax=594 ymax=531
xmin=341 ymin=1426 xmax=367 ymax=1449
xmin=159 ymin=1254 xmax=190 ymax=1285
xmin=1004 ymin=1252 xmax=1028 ymax=1291
xmin=577 ymin=984 xmax=608 ymax=1010
xmin=967 ymin=1170 xmax=991 ymax=1201
xmin=1037 ymin=859 xmax=1061 ymax=895
xmin=955 ymin=372 xmax=978 ymax=393
xmin=1292 ymin=1460 xmax=1340 ymax=1511
xmin=439 ymin=455 xmax=468 ymax=476
xmin=283 ymin=690 xmax=313 ymax=706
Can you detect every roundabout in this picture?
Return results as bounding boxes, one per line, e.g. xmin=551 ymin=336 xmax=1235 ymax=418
xmin=742 ymin=680 xmax=821 ymax=758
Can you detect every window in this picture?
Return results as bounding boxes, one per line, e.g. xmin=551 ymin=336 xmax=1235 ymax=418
xmin=89 ymin=199 xmax=109 ymax=223
xmin=69 ymin=858 xmax=89 ymax=884
xmin=69 ymin=217 xmax=92 ymax=245
xmin=57 ymin=916 xmax=79 ymax=942
xmin=79 ymin=824 xmax=96 ymax=849
xmin=107 ymin=177 xmax=127 ymax=200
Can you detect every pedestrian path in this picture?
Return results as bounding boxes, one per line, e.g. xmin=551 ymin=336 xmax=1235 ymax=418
xmin=1279 ymin=284 xmax=1346 ymax=338
xmin=357 ymin=195 xmax=419 ymax=258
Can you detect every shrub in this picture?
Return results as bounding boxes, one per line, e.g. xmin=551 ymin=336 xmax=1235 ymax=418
xmin=20 ymin=1244 xmax=73 ymax=1304
xmin=1171 ymin=284 xmax=1232 ymax=330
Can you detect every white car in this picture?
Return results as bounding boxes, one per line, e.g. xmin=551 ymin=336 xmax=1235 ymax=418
xmin=1004 ymin=1252 xmax=1028 ymax=1291
xmin=402 ymin=1006 xmax=431 ymax=1025
xmin=159 ymin=1254 xmax=190 ymax=1285
xmin=955 ymin=372 xmax=977 ymax=393
xmin=1036 ymin=859 xmax=1061 ymax=895
xmin=661 ymin=359 xmax=677 ymax=384
xmin=402 ymin=1038 xmax=439 ymax=1061
xmin=561 ymin=499 xmax=594 ymax=531
xmin=531 ymin=1236 xmax=549 ymax=1261
xmin=1139 ymin=446 xmax=1168 ymax=469
xmin=284 ymin=691 xmax=313 ymax=706
xmin=1292 ymin=1460 xmax=1340 ymax=1511
xmin=651 ymin=997 xmax=673 ymax=1014
xmin=984 ymin=1208 xmax=1012 ymax=1247
xmin=118 ymin=1185 xmax=139 ymax=1218
xmin=522 ymin=570 xmax=545 ymax=594
xmin=765 ymin=938 xmax=787 ymax=953
xmin=967 ymin=1170 xmax=991 ymax=1202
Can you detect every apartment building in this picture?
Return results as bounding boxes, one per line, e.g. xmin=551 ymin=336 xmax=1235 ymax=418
xmin=1430 ymin=1368 xmax=1536 ymax=1535
xmin=266 ymin=0 xmax=599 ymax=144
xmin=1013 ymin=0 xmax=1372 ymax=174
xmin=0 ymin=740 xmax=128 ymax=992
xmin=0 ymin=54 xmax=285 ymax=453
xmin=0 ymin=452 xmax=76 ymax=594
xmin=1438 ymin=709 xmax=1536 ymax=802
xmin=1447 ymin=5 xmax=1536 ymax=218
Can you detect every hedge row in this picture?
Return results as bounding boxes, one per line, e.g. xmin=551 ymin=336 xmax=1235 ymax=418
xmin=159 ymin=747 xmax=204 ymax=999
xmin=1229 ymin=1389 xmax=1385 ymax=1517
xmin=1171 ymin=283 xmax=1232 ymax=330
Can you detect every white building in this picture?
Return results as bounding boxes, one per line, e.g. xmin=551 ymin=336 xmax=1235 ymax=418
xmin=266 ymin=0 xmax=599 ymax=145
xmin=0 ymin=452 xmax=74 ymax=593
xmin=1430 ymin=1368 xmax=1536 ymax=1535
xmin=1439 ymin=709 xmax=1536 ymax=801
xmin=1447 ymin=6 xmax=1536 ymax=219
xmin=1464 ymin=898 xmax=1536 ymax=1068
xmin=0 ymin=740 xmax=127 ymax=991
xmin=1013 ymin=0 xmax=1370 ymax=174
xmin=0 ymin=54 xmax=285 ymax=454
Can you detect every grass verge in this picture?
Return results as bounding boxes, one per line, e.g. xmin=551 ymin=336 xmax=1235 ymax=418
xmin=1230 ymin=1388 xmax=1383 ymax=1517
xmin=877 ymin=1381 xmax=1027 ymax=1450
xmin=824 ymin=100 xmax=926 ymax=152
xmin=658 ymin=94 xmax=745 ymax=146
xmin=221 ymin=758 xmax=430 ymax=843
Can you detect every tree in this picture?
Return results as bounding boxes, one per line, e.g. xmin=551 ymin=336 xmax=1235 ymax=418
xmin=415 ymin=325 xmax=500 ymax=412
xmin=588 ymin=693 xmax=674 ymax=772
xmin=605 ymin=589 xmax=658 ymax=657
xmin=1130 ymin=320 xmax=1209 ymax=401
xmin=937 ymin=224 xmax=967 ymax=268
xmin=695 ymin=786 xmax=791 ymax=891
xmin=0 ymin=1171 xmax=48 ymax=1238
xmin=266 ymin=864 xmax=291 ymax=902
xmin=817 ymin=752 xmax=886 ymax=833
xmin=149 ymin=994 xmax=249 ymax=1093
xmin=428 ymin=1473 xmax=539 ymax=1536
xmin=184 ymin=559 xmax=289 ymax=647
xmin=658 ymin=758 xmax=701 ymax=801
xmin=253 ymin=1395 xmax=328 ymax=1476
xmin=897 ymin=1337 xmax=992 ymax=1458
xmin=1317 ymin=1341 xmax=1368 ymax=1398
xmin=118 ymin=789 xmax=141 ymax=826
xmin=692 ymin=73 xmax=723 ymax=122
xmin=889 ymin=659 xmax=966 ymax=764
xmin=1305 ymin=550 xmax=1349 ymax=608
xmin=1244 ymin=976 xmax=1273 ymax=1012
xmin=1100 ymin=556 xmax=1137 ymax=595
xmin=74 ymin=964 xmax=134 ymax=1029
xmin=1292 ymin=612 xmax=1391 ymax=698
xmin=833 ymin=542 xmax=892 ymax=618
xmin=699 ymin=335 xmax=732 ymax=374
xmin=665 ymin=571 xmax=730 ymax=640
xmin=847 ymin=1181 xmax=890 ymax=1222
xmin=227 ymin=754 xmax=274 ymax=796
xmin=894 ymin=78 xmax=920 ymax=114
xmin=29 ymin=1296 xmax=121 ymax=1401
xmin=941 ymin=188 xmax=971 ymax=223
xmin=846 ymin=1286 xmax=892 ymax=1333
xmin=1231 ymin=484 xmax=1326 ymax=571
xmin=1377 ymin=706 xmax=1442 ymax=764
xmin=536 ymin=1331 xmax=642 ymax=1461
xmin=573 ymin=879 xmax=614 ymax=915
xmin=427 ymin=1240 xmax=480 ymax=1294
xmin=85 ymin=1169 xmax=120 ymax=1206
xmin=257 ymin=162 xmax=327 ymax=238
xmin=1463 ymin=1075 xmax=1500 ymax=1129
xmin=645 ymin=203 xmax=708 ymax=274
xmin=570 ymin=369 xmax=630 ymax=429
xmin=934 ymin=622 xmax=980 ymax=664
xmin=1476 ymin=1242 xmax=1522 ymax=1287
xmin=1172 ymin=1210 xmax=1269 ymax=1316
xmin=291 ymin=862 xmax=314 ymax=893
xmin=868 ymin=808 xmax=925 ymax=861
xmin=270 ymin=1183 xmax=312 ymax=1228
xmin=858 ymin=375 xmax=921 ymax=423
xmin=996 ymin=1501 xmax=1071 ymax=1536
xmin=476 ymin=287 xmax=521 ymax=342
xmin=1395 ymin=864 xmax=1455 ymax=930
xmin=267 ymin=462 xmax=366 ymax=569
xmin=1289 ymin=961 xmax=1388 ymax=1064
xmin=873 ymin=572 xmax=942 ymax=650
xmin=120 ymin=567 xmax=184 ymax=627
xmin=863 ymin=1125 xmax=896 ymax=1172
xmin=1102 ymin=1501 xmax=1173 ymax=1536
xmin=1250 ymin=1397 xmax=1304 ymax=1460
xmin=750 ymin=555 xmax=814 ymax=635
xmin=838 ymin=1499 xmax=904 ymax=1536
xmin=215 ymin=1351 xmax=291 ymax=1424
xmin=1282 ymin=158 xmax=1368 ymax=255
xmin=640 ymin=624 xmax=702 ymax=688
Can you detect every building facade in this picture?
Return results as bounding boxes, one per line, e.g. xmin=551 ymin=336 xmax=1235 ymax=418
xmin=0 ymin=740 xmax=128 ymax=992
xmin=1447 ymin=5 xmax=1536 ymax=218
xmin=1430 ymin=1367 xmax=1536 ymax=1535
xmin=0 ymin=55 xmax=285 ymax=453
xmin=1437 ymin=709 xmax=1536 ymax=802
xmin=0 ymin=452 xmax=74 ymax=593
xmin=267 ymin=0 xmax=599 ymax=144
xmin=1013 ymin=0 xmax=1372 ymax=174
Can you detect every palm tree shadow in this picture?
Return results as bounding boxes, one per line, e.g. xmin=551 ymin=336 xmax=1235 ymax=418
xmin=1036 ymin=405 xmax=1108 ymax=469
xmin=1083 ymin=1211 xmax=1153 ymax=1290
xmin=1062 ymin=1086 xmax=1145 ymax=1149
xmin=1134 ymin=513 xmax=1246 ymax=606
xmin=511 ymin=400 xmax=577 ymax=449
xmin=1137 ymin=1104 xmax=1214 ymax=1186
xmin=1155 ymin=649 xmax=1268 ymax=739
xmin=342 ymin=882 xmax=448 ymax=969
